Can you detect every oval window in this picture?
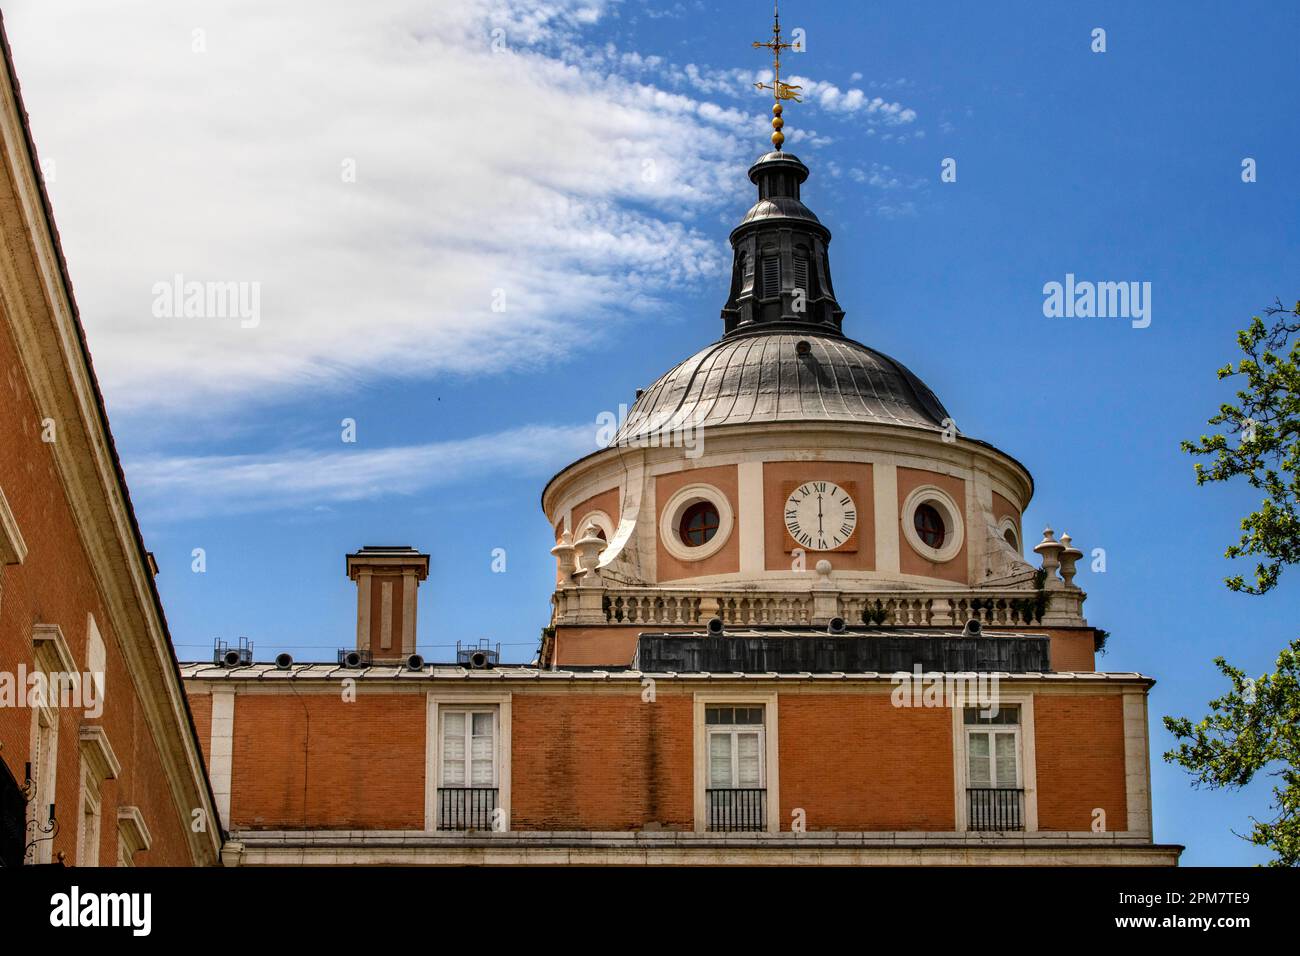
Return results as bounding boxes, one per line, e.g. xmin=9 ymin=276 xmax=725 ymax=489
xmin=913 ymin=503 xmax=946 ymax=550
xmin=679 ymin=501 xmax=721 ymax=547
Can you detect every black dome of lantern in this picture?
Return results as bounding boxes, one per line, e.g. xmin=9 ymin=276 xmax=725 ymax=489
xmin=613 ymin=151 xmax=951 ymax=446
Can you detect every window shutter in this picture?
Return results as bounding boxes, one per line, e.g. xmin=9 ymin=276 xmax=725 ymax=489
xmin=993 ymin=732 xmax=1018 ymax=787
xmin=442 ymin=712 xmax=466 ymax=786
xmin=470 ymin=712 xmax=495 ymax=786
xmin=967 ymin=732 xmax=991 ymax=788
xmin=793 ymin=255 xmax=809 ymax=295
xmin=761 ymin=256 xmax=781 ymax=298
xmin=737 ymin=732 xmax=762 ymax=787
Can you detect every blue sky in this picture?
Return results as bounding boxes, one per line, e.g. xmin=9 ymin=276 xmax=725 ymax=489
xmin=7 ymin=0 xmax=1298 ymax=865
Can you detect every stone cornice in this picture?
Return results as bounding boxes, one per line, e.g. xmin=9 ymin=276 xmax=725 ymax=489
xmin=79 ymin=725 xmax=122 ymax=782
xmin=0 ymin=485 xmax=27 ymax=564
xmin=542 ymin=421 xmax=1034 ymax=518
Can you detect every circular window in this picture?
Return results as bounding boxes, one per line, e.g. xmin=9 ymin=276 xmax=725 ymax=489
xmin=914 ymin=503 xmax=946 ymax=549
xmin=679 ymin=501 xmax=720 ymax=546
xmin=659 ymin=484 xmax=734 ymax=562
xmin=574 ymin=510 xmax=614 ymax=545
xmin=900 ymin=485 xmax=965 ymax=564
xmin=996 ymin=515 xmax=1020 ymax=553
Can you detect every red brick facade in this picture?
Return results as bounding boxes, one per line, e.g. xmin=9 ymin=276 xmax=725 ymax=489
xmin=187 ymin=682 xmax=1141 ymax=839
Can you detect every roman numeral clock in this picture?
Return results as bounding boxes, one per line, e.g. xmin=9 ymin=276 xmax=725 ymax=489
xmin=784 ymin=481 xmax=857 ymax=551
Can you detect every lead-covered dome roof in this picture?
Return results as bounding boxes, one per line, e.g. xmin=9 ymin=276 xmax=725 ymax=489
xmin=613 ymin=330 xmax=950 ymax=443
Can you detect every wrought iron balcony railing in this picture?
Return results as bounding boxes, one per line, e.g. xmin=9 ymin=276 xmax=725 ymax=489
xmin=437 ymin=787 xmax=499 ymax=831
xmin=707 ymin=788 xmax=767 ymax=832
xmin=967 ymin=787 xmax=1024 ymax=831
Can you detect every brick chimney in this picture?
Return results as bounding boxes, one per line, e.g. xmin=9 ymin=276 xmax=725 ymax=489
xmin=346 ymin=546 xmax=430 ymax=662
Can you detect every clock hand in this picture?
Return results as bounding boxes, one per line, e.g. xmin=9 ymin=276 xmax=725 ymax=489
xmin=817 ymin=494 xmax=823 ymax=533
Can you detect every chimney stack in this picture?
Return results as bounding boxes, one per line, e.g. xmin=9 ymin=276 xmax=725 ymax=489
xmin=346 ymin=546 xmax=430 ymax=662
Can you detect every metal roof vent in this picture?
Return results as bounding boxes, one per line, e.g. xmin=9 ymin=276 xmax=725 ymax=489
xmin=457 ymin=640 xmax=500 ymax=669
xmin=214 ymin=637 xmax=253 ymax=667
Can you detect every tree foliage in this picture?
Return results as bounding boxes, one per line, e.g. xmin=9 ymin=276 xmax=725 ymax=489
xmin=1163 ymin=640 xmax=1300 ymax=866
xmin=1181 ymin=299 xmax=1300 ymax=594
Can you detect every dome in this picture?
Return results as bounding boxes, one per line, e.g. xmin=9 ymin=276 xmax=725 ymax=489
xmin=736 ymin=195 xmax=822 ymax=229
xmin=614 ymin=329 xmax=951 ymax=444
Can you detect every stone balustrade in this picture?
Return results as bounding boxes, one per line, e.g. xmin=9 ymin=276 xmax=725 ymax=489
xmin=550 ymin=525 xmax=1089 ymax=629
xmin=551 ymin=582 xmax=1086 ymax=628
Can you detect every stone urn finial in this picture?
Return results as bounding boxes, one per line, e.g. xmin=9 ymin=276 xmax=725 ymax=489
xmin=573 ymin=522 xmax=606 ymax=587
xmin=549 ymin=528 xmax=576 ymax=585
xmin=1058 ymin=532 xmax=1084 ymax=589
xmin=1033 ymin=526 xmax=1064 ymax=588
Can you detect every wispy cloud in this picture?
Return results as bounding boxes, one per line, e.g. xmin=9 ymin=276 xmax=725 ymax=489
xmin=4 ymin=0 xmax=745 ymax=418
xmin=123 ymin=423 xmax=598 ymax=520
xmin=4 ymin=0 xmax=923 ymax=427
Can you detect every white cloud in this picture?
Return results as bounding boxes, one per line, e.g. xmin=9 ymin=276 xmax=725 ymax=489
xmin=124 ymin=422 xmax=598 ymax=519
xmin=2 ymin=0 xmax=749 ymax=417
xmin=3 ymin=0 xmax=923 ymax=428
xmin=787 ymin=76 xmax=917 ymax=124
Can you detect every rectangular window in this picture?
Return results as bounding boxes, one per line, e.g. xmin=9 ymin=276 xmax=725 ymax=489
xmin=761 ymin=256 xmax=781 ymax=299
xmin=705 ymin=705 xmax=766 ymax=831
xmin=964 ymin=705 xmax=1023 ymax=830
xmin=27 ymin=710 xmax=58 ymax=864
xmin=438 ymin=708 xmax=498 ymax=830
xmin=79 ymin=770 xmax=101 ymax=867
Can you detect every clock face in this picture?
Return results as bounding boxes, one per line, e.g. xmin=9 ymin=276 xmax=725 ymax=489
xmin=784 ymin=481 xmax=857 ymax=551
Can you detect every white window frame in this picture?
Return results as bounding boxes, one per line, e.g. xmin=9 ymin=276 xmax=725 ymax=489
xmin=425 ymin=693 xmax=511 ymax=832
xmin=952 ymin=692 xmax=1037 ymax=832
xmin=705 ymin=707 xmax=767 ymax=790
xmin=965 ymin=721 xmax=1022 ymax=789
xmin=438 ymin=707 xmax=499 ymax=789
xmin=77 ymin=762 xmax=102 ymax=867
xmin=693 ymin=691 xmax=779 ymax=833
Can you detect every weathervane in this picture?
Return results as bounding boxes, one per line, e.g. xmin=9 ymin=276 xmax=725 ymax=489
xmin=752 ymin=1 xmax=802 ymax=150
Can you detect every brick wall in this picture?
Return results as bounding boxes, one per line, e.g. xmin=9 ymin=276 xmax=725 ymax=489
xmin=229 ymin=693 xmax=425 ymax=830
xmin=1034 ymin=694 xmax=1128 ymax=832
xmin=0 ymin=311 xmax=201 ymax=866
xmin=779 ymin=693 xmax=955 ymax=830
xmin=192 ymin=683 xmax=1138 ymax=836
xmin=512 ymin=692 xmax=693 ymax=830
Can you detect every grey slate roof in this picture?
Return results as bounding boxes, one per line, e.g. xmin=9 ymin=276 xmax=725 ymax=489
xmin=614 ymin=330 xmax=951 ymax=444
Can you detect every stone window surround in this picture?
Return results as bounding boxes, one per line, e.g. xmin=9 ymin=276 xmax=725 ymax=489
xmin=950 ymin=691 xmax=1038 ymax=833
xmin=573 ymin=508 xmax=615 ymax=544
xmin=997 ymin=514 xmax=1021 ymax=553
xmin=425 ymin=692 xmax=512 ymax=832
xmin=900 ymin=483 xmax=966 ymax=564
xmin=660 ymin=483 xmax=735 ymax=563
xmin=77 ymin=725 xmax=121 ymax=867
xmin=692 ymin=690 xmax=780 ymax=833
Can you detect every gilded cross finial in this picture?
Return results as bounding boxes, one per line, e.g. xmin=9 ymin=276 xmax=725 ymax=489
xmin=752 ymin=1 xmax=802 ymax=149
